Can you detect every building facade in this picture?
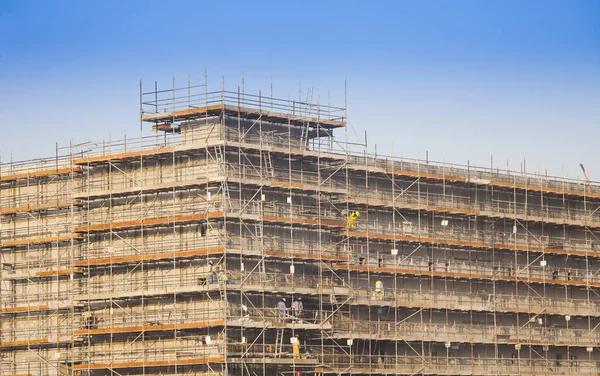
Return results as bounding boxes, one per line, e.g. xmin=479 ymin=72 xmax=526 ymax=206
xmin=1 ymin=81 xmax=599 ymax=375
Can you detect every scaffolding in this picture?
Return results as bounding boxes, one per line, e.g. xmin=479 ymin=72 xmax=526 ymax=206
xmin=1 ymin=74 xmax=600 ymax=376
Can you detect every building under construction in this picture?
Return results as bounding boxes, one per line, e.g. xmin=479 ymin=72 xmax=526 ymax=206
xmin=1 ymin=77 xmax=600 ymax=376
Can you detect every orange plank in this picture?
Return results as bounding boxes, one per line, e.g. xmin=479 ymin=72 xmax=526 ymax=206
xmin=74 ymin=319 xmax=225 ymax=336
xmin=0 ymin=338 xmax=48 ymax=347
xmin=74 ymin=211 xmax=224 ymax=233
xmin=74 ymin=247 xmax=225 ymax=267
xmin=334 ymin=263 xmax=489 ymax=281
xmin=347 ymin=197 xmax=480 ymax=216
xmin=74 ymin=147 xmax=175 ymax=165
xmin=170 ymin=104 xmax=224 ymax=117
xmin=427 ymin=205 xmax=479 ymax=215
xmin=0 ymin=201 xmax=75 ymax=215
xmin=0 ymin=167 xmax=81 ymax=182
xmin=346 ymin=231 xmax=587 ymax=258
xmin=141 ymin=104 xmax=224 ymax=122
xmin=332 ymin=264 xmax=599 ymax=288
xmin=0 ymin=304 xmax=49 ymax=313
xmin=2 ymin=234 xmax=82 ymax=247
xmin=386 ymin=168 xmax=467 ymax=183
xmin=490 ymin=180 xmax=600 ymax=199
xmin=263 ymin=215 xmax=345 ymax=228
xmin=35 ymin=268 xmax=82 ymax=277
xmin=152 ymin=123 xmax=174 ymax=131
xmin=74 ymin=356 xmax=225 ymax=369
xmin=271 ymin=181 xmax=306 ymax=190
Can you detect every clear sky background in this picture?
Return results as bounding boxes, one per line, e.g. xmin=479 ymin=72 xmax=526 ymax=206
xmin=0 ymin=0 xmax=598 ymax=180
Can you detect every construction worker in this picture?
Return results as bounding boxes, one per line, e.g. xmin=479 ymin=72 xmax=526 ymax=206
xmin=218 ymin=270 xmax=228 ymax=285
xmin=240 ymin=304 xmax=250 ymax=322
xmin=374 ymin=278 xmax=384 ymax=300
xmin=305 ymin=347 xmax=315 ymax=359
xmin=84 ymin=312 xmax=101 ymax=329
xmin=481 ymin=288 xmax=489 ymax=304
xmin=82 ymin=311 xmax=91 ymax=329
xmin=296 ymin=297 xmax=304 ymax=317
xmin=89 ymin=312 xmax=98 ymax=329
xmin=293 ymin=334 xmax=301 ymax=359
xmin=277 ymin=298 xmax=287 ymax=323
xmin=207 ymin=260 xmax=215 ymax=284
xmin=347 ymin=211 xmax=360 ymax=230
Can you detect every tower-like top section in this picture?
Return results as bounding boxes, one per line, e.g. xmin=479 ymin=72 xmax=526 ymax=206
xmin=140 ymin=80 xmax=346 ymax=133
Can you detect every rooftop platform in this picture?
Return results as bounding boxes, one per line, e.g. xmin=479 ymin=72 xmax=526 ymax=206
xmin=142 ymin=103 xmax=346 ymax=129
xmin=141 ymin=86 xmax=346 ymax=129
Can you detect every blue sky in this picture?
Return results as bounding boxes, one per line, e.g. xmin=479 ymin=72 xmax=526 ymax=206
xmin=0 ymin=0 xmax=599 ymax=180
